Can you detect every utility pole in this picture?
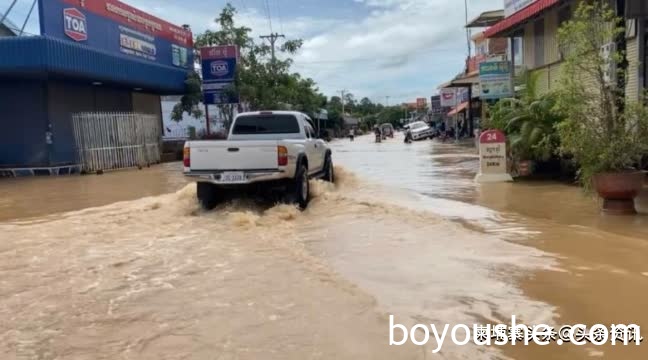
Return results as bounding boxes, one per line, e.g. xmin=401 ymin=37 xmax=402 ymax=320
xmin=260 ymin=33 xmax=285 ymax=62
xmin=339 ymin=89 xmax=347 ymax=116
xmin=464 ymin=0 xmax=471 ymax=57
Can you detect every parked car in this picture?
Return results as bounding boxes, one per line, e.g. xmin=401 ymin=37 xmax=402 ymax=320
xmin=407 ymin=121 xmax=435 ymax=141
xmin=183 ymin=111 xmax=334 ymax=210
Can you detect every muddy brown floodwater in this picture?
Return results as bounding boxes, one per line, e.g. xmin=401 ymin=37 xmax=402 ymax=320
xmin=1 ymin=133 xmax=648 ymax=360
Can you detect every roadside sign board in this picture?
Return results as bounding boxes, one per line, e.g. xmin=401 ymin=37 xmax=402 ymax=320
xmin=38 ymin=0 xmax=193 ymax=69
xmin=475 ymin=129 xmax=513 ymax=183
xmin=200 ymin=45 xmax=240 ymax=105
xmin=479 ymin=61 xmax=513 ymax=100
xmin=440 ymin=88 xmax=457 ymax=107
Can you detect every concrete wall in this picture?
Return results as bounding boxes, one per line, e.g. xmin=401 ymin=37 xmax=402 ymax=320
xmin=626 ymin=34 xmax=640 ymax=103
xmin=520 ymin=1 xmax=640 ymax=100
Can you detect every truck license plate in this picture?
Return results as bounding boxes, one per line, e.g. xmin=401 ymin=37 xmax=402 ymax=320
xmin=220 ymin=172 xmax=246 ymax=183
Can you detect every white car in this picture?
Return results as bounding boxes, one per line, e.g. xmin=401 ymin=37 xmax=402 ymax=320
xmin=183 ymin=111 xmax=334 ymax=210
xmin=407 ymin=121 xmax=435 ymax=141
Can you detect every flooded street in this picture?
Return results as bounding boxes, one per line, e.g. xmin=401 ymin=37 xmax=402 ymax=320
xmin=2 ymin=134 xmax=648 ymax=359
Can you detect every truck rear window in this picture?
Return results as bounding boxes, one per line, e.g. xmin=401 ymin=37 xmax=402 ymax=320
xmin=232 ymin=115 xmax=300 ymax=134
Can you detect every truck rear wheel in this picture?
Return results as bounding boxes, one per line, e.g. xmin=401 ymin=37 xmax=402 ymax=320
xmin=323 ymin=155 xmax=335 ymax=183
xmin=286 ymin=165 xmax=310 ymax=210
xmin=197 ymin=182 xmax=223 ymax=210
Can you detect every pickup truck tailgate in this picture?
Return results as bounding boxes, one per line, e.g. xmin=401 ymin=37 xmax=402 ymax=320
xmin=189 ymin=141 xmax=279 ymax=171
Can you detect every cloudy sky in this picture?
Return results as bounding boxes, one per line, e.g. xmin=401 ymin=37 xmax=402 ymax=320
xmin=2 ymin=0 xmax=500 ymax=104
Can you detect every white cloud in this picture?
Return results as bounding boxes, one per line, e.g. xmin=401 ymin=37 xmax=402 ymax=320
xmin=287 ymin=0 xmax=496 ymax=102
xmin=126 ymin=0 xmax=496 ymax=102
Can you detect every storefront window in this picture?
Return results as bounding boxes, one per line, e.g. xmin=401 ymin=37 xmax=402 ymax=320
xmin=508 ymin=37 xmax=524 ymax=66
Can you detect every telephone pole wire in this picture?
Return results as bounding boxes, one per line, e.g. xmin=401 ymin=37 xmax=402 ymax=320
xmin=260 ymin=33 xmax=285 ymax=63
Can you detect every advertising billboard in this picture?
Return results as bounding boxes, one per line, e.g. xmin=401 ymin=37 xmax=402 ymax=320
xmin=200 ymin=45 xmax=240 ymax=105
xmin=38 ymin=0 xmax=194 ymax=69
xmin=430 ymin=96 xmax=442 ymax=115
xmin=479 ymin=61 xmax=513 ymax=100
xmin=440 ymin=88 xmax=457 ymax=107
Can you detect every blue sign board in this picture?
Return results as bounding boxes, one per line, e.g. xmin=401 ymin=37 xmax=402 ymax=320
xmin=200 ymin=46 xmax=239 ymax=105
xmin=479 ymin=61 xmax=513 ymax=100
xmin=38 ymin=0 xmax=194 ymax=69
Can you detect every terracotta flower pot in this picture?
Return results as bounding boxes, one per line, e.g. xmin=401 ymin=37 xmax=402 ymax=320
xmin=592 ymin=171 xmax=645 ymax=215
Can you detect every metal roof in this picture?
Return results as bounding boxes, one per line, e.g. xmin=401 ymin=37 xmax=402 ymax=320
xmin=0 ymin=36 xmax=189 ymax=94
xmin=465 ymin=10 xmax=505 ymax=28
xmin=484 ymin=0 xmax=560 ymax=38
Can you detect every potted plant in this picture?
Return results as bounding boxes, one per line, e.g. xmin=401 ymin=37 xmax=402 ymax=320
xmin=557 ymin=2 xmax=648 ymax=214
xmin=485 ymin=72 xmax=564 ymax=177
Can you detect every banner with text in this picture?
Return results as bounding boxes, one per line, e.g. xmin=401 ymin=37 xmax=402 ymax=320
xmin=479 ymin=61 xmax=513 ymax=100
xmin=38 ymin=0 xmax=193 ymax=69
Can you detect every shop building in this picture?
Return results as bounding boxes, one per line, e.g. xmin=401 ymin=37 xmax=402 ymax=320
xmin=0 ymin=0 xmax=193 ymax=169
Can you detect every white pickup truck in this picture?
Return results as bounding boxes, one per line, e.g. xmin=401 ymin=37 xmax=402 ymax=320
xmin=183 ymin=111 xmax=334 ymax=210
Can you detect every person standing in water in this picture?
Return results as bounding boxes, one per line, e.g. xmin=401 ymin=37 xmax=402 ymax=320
xmin=348 ymin=128 xmax=355 ymax=141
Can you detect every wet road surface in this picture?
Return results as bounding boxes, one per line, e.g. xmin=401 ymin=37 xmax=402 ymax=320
xmin=1 ymin=133 xmax=648 ymax=359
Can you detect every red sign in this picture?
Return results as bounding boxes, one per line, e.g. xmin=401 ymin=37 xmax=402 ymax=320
xmin=480 ymin=129 xmax=506 ymax=144
xmin=62 ymin=0 xmax=193 ymax=47
xmin=200 ymin=45 xmax=239 ymax=61
xmin=63 ymin=8 xmax=87 ymax=41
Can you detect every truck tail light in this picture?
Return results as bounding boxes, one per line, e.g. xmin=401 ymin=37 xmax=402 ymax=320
xmin=183 ymin=146 xmax=191 ymax=167
xmin=277 ymin=146 xmax=288 ymax=166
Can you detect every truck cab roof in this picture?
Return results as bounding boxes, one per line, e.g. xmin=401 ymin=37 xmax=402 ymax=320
xmin=237 ymin=111 xmax=311 ymax=118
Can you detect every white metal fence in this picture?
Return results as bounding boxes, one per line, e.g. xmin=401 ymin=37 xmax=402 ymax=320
xmin=72 ymin=112 xmax=161 ymax=173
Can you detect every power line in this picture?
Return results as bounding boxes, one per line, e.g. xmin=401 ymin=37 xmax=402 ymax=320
xmin=263 ymin=0 xmax=273 ymax=34
xmin=0 ymin=0 xmax=19 ymax=24
xmin=20 ymin=0 xmax=37 ymax=36
xmin=274 ymin=0 xmax=284 ymax=34
xmin=237 ymin=0 xmax=249 ymax=12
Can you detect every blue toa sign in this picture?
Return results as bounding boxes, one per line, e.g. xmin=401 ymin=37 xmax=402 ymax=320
xmin=200 ymin=45 xmax=239 ymax=105
xmin=38 ymin=0 xmax=194 ymax=69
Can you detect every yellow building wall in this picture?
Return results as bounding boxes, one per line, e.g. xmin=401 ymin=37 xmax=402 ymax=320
xmin=626 ymin=35 xmax=640 ymax=103
xmin=544 ymin=8 xmax=561 ymax=65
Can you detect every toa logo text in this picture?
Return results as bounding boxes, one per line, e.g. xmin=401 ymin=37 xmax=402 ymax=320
xmin=63 ymin=8 xmax=87 ymax=42
xmin=210 ymin=61 xmax=229 ymax=77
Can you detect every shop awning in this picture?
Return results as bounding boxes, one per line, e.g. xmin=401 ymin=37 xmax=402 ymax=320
xmin=448 ymin=102 xmax=469 ymax=116
xmin=466 ymin=9 xmax=505 ymax=28
xmin=484 ymin=0 xmax=560 ymax=38
xmin=438 ymin=72 xmax=479 ymax=90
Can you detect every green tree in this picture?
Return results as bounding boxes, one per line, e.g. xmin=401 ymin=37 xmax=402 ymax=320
xmin=556 ymin=1 xmax=648 ymax=189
